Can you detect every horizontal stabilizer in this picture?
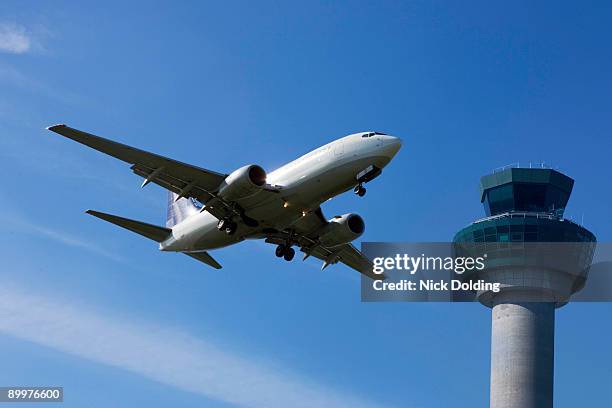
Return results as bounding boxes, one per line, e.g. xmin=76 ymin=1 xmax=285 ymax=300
xmin=86 ymin=210 xmax=171 ymax=242
xmin=184 ymin=251 xmax=223 ymax=269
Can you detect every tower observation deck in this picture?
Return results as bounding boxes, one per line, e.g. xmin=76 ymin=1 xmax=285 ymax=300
xmin=453 ymin=167 xmax=596 ymax=408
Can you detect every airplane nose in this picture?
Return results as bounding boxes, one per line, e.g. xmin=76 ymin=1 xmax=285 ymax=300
xmin=382 ymin=135 xmax=402 ymax=158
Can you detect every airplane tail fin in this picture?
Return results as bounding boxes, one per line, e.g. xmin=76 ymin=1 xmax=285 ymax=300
xmin=166 ymin=192 xmax=201 ymax=228
xmin=86 ymin=210 xmax=171 ymax=242
xmin=87 ymin=209 xmax=223 ymax=270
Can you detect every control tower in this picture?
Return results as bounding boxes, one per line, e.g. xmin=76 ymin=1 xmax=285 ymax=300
xmin=453 ymin=166 xmax=596 ymax=408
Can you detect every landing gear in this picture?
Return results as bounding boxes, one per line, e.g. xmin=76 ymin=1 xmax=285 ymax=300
xmin=354 ymin=165 xmax=380 ymax=197
xmin=275 ymin=244 xmax=295 ymax=261
xmin=283 ymin=247 xmax=295 ymax=261
xmin=354 ymin=184 xmax=366 ymax=197
xmin=217 ymin=219 xmax=237 ymax=235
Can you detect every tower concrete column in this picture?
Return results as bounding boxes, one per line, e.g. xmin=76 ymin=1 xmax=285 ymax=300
xmin=490 ymin=301 xmax=555 ymax=408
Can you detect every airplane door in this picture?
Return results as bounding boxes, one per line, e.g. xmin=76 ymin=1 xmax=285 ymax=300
xmin=334 ymin=142 xmax=344 ymax=156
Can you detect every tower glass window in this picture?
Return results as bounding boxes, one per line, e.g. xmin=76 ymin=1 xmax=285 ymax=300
xmin=480 ymin=168 xmax=573 ymax=216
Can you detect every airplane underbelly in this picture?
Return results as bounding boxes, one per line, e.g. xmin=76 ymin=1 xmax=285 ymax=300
xmin=179 ymin=156 xmax=387 ymax=239
xmin=170 ymin=211 xmax=243 ymax=251
xmin=193 ymin=228 xmax=242 ymax=250
xmin=301 ymin=157 xmax=375 ymax=200
xmin=246 ymin=157 xmax=380 ymax=231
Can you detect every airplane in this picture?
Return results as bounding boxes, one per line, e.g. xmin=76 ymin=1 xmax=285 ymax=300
xmin=47 ymin=125 xmax=402 ymax=280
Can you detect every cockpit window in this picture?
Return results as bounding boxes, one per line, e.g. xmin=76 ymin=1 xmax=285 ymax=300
xmin=362 ymin=131 xmax=387 ymax=137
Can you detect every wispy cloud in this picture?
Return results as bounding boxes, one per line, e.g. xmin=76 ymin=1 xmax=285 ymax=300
xmin=1 ymin=212 xmax=126 ymax=263
xmin=0 ymin=63 xmax=89 ymax=106
xmin=0 ymin=23 xmax=31 ymax=54
xmin=27 ymin=223 xmax=126 ymax=263
xmin=0 ymin=128 xmax=163 ymax=208
xmin=0 ymin=286 xmax=388 ymax=408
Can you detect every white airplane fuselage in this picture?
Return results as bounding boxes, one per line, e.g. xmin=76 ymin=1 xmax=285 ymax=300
xmin=160 ymin=132 xmax=402 ymax=252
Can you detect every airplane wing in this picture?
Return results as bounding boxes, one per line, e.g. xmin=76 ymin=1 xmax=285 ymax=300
xmin=264 ymin=208 xmax=383 ymax=280
xmin=304 ymin=242 xmax=379 ymax=280
xmin=47 ymin=124 xmax=241 ymax=220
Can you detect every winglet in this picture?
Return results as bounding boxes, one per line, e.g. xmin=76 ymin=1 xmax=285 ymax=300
xmin=46 ymin=124 xmax=67 ymax=131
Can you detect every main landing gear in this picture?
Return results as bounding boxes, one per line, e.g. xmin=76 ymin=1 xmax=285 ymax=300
xmin=275 ymin=244 xmax=295 ymax=261
xmin=217 ymin=218 xmax=237 ymax=235
xmin=354 ymin=183 xmax=366 ymax=197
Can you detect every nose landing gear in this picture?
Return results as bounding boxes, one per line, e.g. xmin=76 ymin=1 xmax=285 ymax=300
xmin=354 ymin=165 xmax=381 ymax=197
xmin=275 ymin=244 xmax=295 ymax=261
xmin=354 ymin=184 xmax=366 ymax=197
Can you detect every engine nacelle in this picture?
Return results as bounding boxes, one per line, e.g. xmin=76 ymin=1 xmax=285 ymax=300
xmin=217 ymin=164 xmax=267 ymax=200
xmin=318 ymin=213 xmax=365 ymax=247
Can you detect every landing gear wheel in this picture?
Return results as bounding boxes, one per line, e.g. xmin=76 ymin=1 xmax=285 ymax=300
xmin=275 ymin=245 xmax=286 ymax=258
xmin=354 ymin=184 xmax=366 ymax=197
xmin=283 ymin=247 xmax=295 ymax=261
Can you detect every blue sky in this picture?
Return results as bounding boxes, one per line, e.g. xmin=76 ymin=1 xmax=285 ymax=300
xmin=1 ymin=1 xmax=611 ymax=407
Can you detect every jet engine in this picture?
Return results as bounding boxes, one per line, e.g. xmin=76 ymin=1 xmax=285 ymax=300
xmin=218 ymin=164 xmax=267 ymax=200
xmin=318 ymin=213 xmax=365 ymax=247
